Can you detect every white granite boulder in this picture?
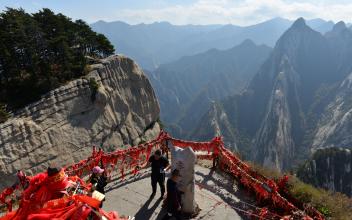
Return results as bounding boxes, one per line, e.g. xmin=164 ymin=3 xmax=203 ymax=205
xmin=170 ymin=145 xmax=197 ymax=214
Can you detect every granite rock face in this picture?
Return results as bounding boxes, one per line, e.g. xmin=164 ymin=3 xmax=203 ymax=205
xmin=148 ymin=40 xmax=271 ymax=139
xmin=298 ymin=148 xmax=352 ymax=197
xmin=170 ymin=145 xmax=197 ymax=214
xmin=0 ymin=55 xmax=160 ymax=189
xmin=312 ymin=72 xmax=352 ymax=150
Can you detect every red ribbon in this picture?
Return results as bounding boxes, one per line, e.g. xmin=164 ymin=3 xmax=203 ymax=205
xmin=0 ymin=131 xmax=324 ymax=220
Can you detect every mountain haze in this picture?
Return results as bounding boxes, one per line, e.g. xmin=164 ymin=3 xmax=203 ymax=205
xmin=148 ymin=40 xmax=271 ymax=138
xmin=193 ymin=19 xmax=352 ymax=173
xmin=91 ymin=18 xmax=334 ymax=70
xmin=98 ymin=16 xmax=352 ymax=196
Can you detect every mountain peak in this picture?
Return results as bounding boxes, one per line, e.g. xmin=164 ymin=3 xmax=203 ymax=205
xmin=291 ymin=17 xmax=307 ymax=29
xmin=325 ymin=20 xmax=352 ymax=39
xmin=275 ymin=17 xmax=318 ymax=51
xmin=241 ymin=39 xmax=256 ymax=46
xmin=268 ymin=17 xmax=291 ymax=23
xmin=95 ymin=20 xmax=106 ymax=24
xmin=332 ymin=21 xmax=347 ymax=32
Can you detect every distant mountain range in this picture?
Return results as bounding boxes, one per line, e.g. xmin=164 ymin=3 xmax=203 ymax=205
xmin=147 ymin=40 xmax=271 ymax=138
xmin=91 ymin=17 xmax=335 ymax=70
xmin=93 ymin=16 xmax=352 ymax=197
xmin=192 ymin=19 xmax=352 ymax=173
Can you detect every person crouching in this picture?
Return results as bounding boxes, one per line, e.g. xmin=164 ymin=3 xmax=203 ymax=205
xmin=89 ymin=166 xmax=108 ymax=207
xmin=162 ymin=169 xmax=182 ymax=220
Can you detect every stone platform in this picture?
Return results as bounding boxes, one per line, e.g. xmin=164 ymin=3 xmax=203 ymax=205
xmin=104 ymin=165 xmax=254 ymax=220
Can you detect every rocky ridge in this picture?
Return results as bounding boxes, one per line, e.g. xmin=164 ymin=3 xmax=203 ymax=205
xmin=298 ymin=147 xmax=352 ymax=197
xmin=0 ymin=55 xmax=160 ymax=189
xmin=149 ymin=40 xmax=271 ymax=138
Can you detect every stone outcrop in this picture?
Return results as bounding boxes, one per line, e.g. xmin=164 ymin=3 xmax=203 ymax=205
xmin=191 ymin=101 xmax=238 ymax=152
xmin=312 ymin=72 xmax=352 ymax=150
xmin=297 ymin=148 xmax=352 ymax=197
xmin=170 ymin=145 xmax=197 ymax=214
xmin=0 ymin=55 xmax=160 ymax=189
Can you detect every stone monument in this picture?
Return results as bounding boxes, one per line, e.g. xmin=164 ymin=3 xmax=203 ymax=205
xmin=169 ymin=144 xmax=197 ymax=214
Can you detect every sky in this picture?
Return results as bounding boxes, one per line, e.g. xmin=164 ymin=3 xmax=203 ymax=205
xmin=0 ymin=0 xmax=351 ymax=25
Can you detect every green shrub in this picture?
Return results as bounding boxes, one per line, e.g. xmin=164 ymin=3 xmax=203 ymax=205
xmin=157 ymin=117 xmax=164 ymax=129
xmin=289 ymin=177 xmax=352 ymax=220
xmin=317 ymin=206 xmax=331 ymax=217
xmin=248 ymin=161 xmax=352 ymax=220
xmin=89 ymin=78 xmax=100 ymax=102
xmin=0 ymin=104 xmax=9 ymax=123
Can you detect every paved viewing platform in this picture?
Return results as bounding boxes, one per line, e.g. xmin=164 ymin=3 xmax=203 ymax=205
xmin=104 ymin=165 xmax=254 ymax=220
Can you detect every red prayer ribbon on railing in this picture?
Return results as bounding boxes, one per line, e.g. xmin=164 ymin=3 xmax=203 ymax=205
xmin=0 ymin=131 xmax=325 ymax=220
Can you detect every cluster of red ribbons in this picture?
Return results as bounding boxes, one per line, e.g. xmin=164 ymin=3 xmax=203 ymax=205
xmin=2 ymin=194 xmax=119 ymax=220
xmin=0 ymin=131 xmax=325 ymax=220
xmin=167 ymin=134 xmax=324 ymax=220
xmin=0 ymin=169 xmax=123 ymax=220
xmin=0 ymin=187 xmax=14 ymax=212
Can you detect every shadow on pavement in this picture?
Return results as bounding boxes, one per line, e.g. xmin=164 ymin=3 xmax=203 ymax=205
xmin=106 ymin=172 xmax=151 ymax=193
xmin=195 ymin=168 xmax=255 ymax=220
xmin=135 ymin=196 xmax=163 ymax=220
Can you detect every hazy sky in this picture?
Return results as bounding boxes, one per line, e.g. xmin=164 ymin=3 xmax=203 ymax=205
xmin=0 ymin=0 xmax=351 ymax=25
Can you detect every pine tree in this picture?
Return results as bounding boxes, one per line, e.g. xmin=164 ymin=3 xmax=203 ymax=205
xmin=0 ymin=8 xmax=115 ymax=121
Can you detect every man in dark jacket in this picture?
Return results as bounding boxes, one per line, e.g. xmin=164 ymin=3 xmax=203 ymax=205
xmin=162 ymin=169 xmax=182 ymax=220
xmin=148 ymin=149 xmax=170 ymax=198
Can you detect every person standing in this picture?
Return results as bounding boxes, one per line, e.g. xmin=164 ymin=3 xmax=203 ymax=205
xmin=148 ymin=149 xmax=170 ymax=198
xmin=162 ymin=169 xmax=182 ymax=220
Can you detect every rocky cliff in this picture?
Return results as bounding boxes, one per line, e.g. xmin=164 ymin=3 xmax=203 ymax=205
xmin=192 ymin=19 xmax=352 ymax=172
xmin=297 ymin=148 xmax=352 ymax=197
xmin=0 ymin=55 xmax=160 ymax=189
xmin=312 ymin=73 xmax=352 ymax=150
xmin=149 ymin=40 xmax=271 ymax=139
